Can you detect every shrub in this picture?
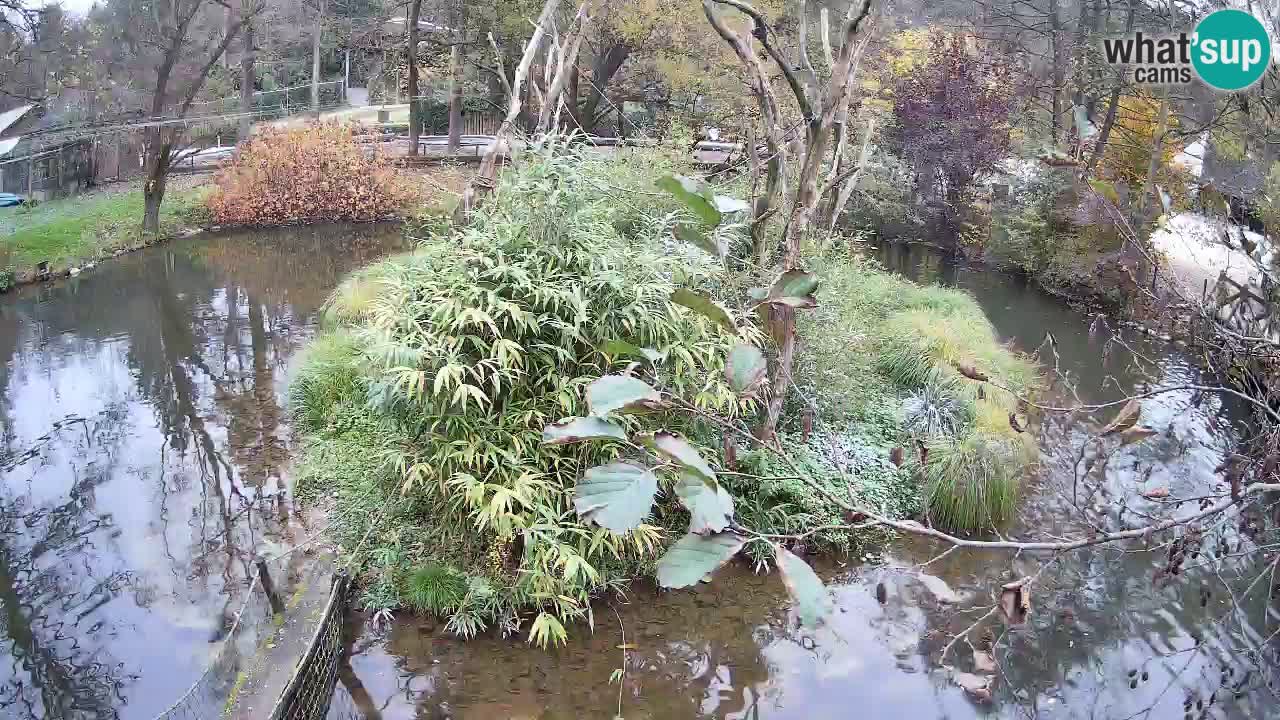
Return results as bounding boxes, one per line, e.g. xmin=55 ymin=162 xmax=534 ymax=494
xmin=293 ymin=147 xmax=745 ymax=645
xmin=0 ymin=267 xmax=14 ymax=293
xmin=206 ymin=123 xmax=418 ymax=226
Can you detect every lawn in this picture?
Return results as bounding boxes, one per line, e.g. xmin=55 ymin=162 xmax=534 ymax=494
xmin=0 ymin=183 xmax=207 ymax=278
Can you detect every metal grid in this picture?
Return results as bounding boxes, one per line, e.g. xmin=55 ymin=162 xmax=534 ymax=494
xmin=269 ymin=574 xmax=350 ymax=720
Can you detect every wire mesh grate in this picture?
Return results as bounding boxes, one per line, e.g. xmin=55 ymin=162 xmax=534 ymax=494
xmin=268 ymin=574 xmax=350 ymax=720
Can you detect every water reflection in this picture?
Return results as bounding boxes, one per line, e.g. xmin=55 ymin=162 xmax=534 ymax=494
xmin=0 ymin=223 xmax=406 ymax=719
xmin=342 ymin=243 xmax=1275 ymax=719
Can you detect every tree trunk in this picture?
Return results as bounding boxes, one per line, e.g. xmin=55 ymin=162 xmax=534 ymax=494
xmin=239 ymin=4 xmax=255 ymax=139
xmin=1049 ymin=0 xmax=1062 ymax=146
xmin=143 ymin=165 xmax=168 ymax=235
xmin=448 ymin=44 xmax=462 ymax=153
xmin=311 ymin=0 xmax=324 ymax=116
xmin=408 ymin=0 xmax=423 ymax=156
xmin=142 ymin=125 xmax=173 ymax=234
xmin=455 ymin=0 xmax=562 ymax=222
xmin=579 ymin=44 xmax=629 ymax=130
xmin=565 ymin=60 xmax=579 ymax=130
xmin=1085 ymin=0 xmax=1135 ymax=174
xmin=535 ymin=2 xmax=591 ymax=135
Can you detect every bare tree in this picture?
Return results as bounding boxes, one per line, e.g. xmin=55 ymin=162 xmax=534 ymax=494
xmin=406 ymin=0 xmax=424 ymax=155
xmin=238 ymin=0 xmax=256 ymax=138
xmin=126 ymin=0 xmax=263 ymax=233
xmin=310 ymin=0 xmax=325 ymax=115
xmin=702 ymin=0 xmax=872 ymax=439
xmin=453 ymin=0 xmax=587 ymax=221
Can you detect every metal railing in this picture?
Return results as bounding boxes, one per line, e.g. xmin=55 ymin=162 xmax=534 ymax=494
xmin=268 ymin=574 xmax=350 ymax=720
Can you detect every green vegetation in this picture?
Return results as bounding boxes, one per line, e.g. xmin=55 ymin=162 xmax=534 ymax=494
xmin=292 ymin=148 xmax=1041 ymax=645
xmin=0 ymin=186 xmax=207 ymax=278
xmin=797 ymin=253 xmax=1038 ymax=531
xmin=294 ymin=147 xmax=744 ymax=646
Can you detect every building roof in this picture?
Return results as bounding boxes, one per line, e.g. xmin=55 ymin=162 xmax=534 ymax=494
xmin=0 ymin=104 xmax=37 ymax=137
xmin=0 ymin=137 xmax=20 ymax=158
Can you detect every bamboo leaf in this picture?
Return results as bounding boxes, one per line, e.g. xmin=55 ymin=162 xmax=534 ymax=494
xmin=586 ymin=375 xmax=662 ymax=417
xmin=724 ymin=343 xmax=767 ymax=396
xmin=656 ymin=174 xmax=722 ymax=226
xmin=656 ymin=532 xmax=745 ymax=588
xmin=542 ymin=416 xmax=628 ymax=445
xmin=670 ymin=288 xmax=735 ymax=334
xmin=775 ymin=545 xmax=833 ymax=627
xmin=573 ymin=463 xmax=659 ymax=534
xmin=638 ymin=431 xmax=716 ymax=481
xmin=674 ymin=471 xmax=734 ymax=534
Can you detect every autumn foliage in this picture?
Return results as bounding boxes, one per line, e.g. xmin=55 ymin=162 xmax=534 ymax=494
xmin=207 ymin=123 xmax=418 ymax=226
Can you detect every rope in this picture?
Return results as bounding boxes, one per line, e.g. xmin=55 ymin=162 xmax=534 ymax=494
xmin=147 ymin=574 xmax=265 ymax=720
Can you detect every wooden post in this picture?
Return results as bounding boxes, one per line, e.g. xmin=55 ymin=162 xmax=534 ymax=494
xmin=257 ymin=558 xmax=286 ymax=615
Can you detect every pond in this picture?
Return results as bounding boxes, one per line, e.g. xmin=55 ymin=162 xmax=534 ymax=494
xmin=0 ymin=232 xmax=1274 ymax=719
xmin=0 ymin=224 xmax=408 ymax=719
xmin=334 ymin=243 xmax=1276 ymax=720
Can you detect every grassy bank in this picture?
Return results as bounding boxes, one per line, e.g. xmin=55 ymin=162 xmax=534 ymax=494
xmin=0 ymin=182 xmax=208 ymax=283
xmin=289 ymin=149 xmax=1040 ymax=645
xmin=796 ymin=253 xmax=1039 ymax=530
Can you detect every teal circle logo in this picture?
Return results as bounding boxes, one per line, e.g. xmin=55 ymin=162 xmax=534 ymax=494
xmin=1192 ymin=9 xmax=1272 ymax=91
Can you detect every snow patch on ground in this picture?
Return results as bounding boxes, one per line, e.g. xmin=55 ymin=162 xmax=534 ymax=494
xmin=1150 ymin=212 xmax=1270 ymax=297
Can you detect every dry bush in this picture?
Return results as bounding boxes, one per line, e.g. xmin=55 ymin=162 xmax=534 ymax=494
xmin=207 ymin=123 xmax=418 ymax=226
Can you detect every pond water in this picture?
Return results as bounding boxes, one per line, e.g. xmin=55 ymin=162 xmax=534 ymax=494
xmin=0 ymin=223 xmax=407 ymax=719
xmin=2 ymin=231 xmax=1276 ymax=720
xmin=335 ymin=243 xmax=1278 ymax=720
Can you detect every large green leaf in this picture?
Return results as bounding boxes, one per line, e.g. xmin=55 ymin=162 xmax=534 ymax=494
xmin=670 ymin=288 xmax=736 ymax=334
xmin=586 ymin=375 xmax=662 ymax=417
xmin=725 ymin=343 xmax=767 ymax=396
xmin=675 ymin=472 xmax=735 ymax=534
xmin=712 ymin=195 xmax=751 ymax=214
xmin=600 ymin=339 xmax=666 ymax=365
xmin=656 ymin=532 xmax=746 ymax=588
xmin=638 ymin=431 xmax=716 ymax=481
xmin=573 ymin=463 xmax=659 ymax=534
xmin=766 ymin=269 xmax=819 ymax=309
xmin=542 ymin=416 xmax=628 ymax=445
xmin=656 ymin=174 xmax=722 ymax=226
xmin=775 ymin=545 xmax=832 ymax=627
xmin=672 ymin=222 xmax=723 ymax=258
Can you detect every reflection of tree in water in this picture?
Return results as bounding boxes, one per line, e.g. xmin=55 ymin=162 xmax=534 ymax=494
xmin=0 ymin=409 xmax=136 ymax=719
xmin=0 ymin=225 xmax=409 ymax=718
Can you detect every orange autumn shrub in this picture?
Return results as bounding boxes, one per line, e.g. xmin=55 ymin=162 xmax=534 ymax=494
xmin=207 ymin=123 xmax=418 ymax=226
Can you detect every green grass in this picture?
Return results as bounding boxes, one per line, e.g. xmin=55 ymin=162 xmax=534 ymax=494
xmin=796 ymin=251 xmax=1040 ymax=532
xmin=0 ymin=186 xmax=207 ymax=277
